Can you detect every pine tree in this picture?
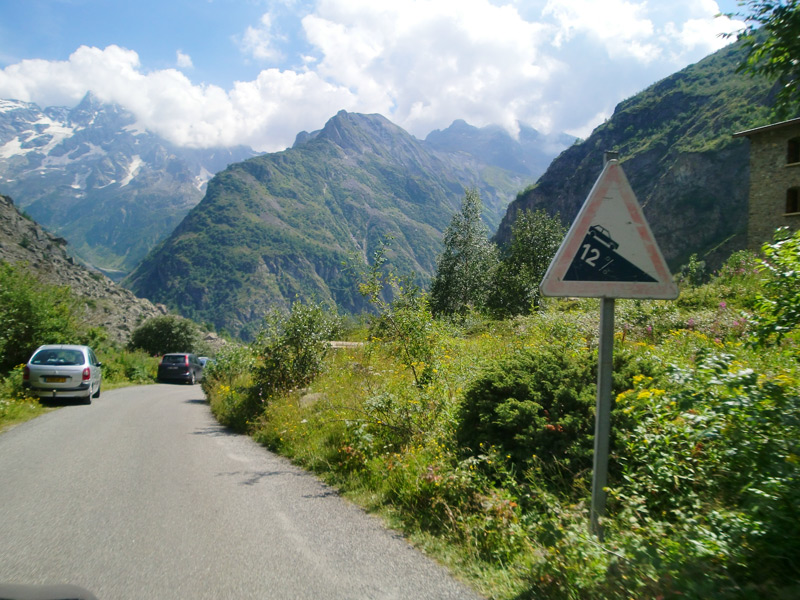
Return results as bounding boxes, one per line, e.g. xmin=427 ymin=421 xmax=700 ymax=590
xmin=429 ymin=189 xmax=498 ymax=316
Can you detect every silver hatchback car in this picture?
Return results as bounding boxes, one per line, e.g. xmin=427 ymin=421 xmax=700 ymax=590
xmin=23 ymin=344 xmax=102 ymax=404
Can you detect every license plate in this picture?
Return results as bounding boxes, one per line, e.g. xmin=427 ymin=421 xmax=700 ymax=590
xmin=45 ymin=376 xmax=67 ymax=383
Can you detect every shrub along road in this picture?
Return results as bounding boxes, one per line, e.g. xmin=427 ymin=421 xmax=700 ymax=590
xmin=0 ymin=385 xmax=483 ymax=599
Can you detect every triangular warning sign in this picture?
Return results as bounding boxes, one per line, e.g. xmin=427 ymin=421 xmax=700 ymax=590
xmin=540 ymin=160 xmax=678 ymax=299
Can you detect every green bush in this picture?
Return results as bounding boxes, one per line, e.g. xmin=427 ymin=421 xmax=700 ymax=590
xmin=456 ymin=340 xmax=662 ymax=492
xmin=253 ymin=301 xmax=340 ymax=398
xmin=675 ymin=250 xmax=762 ymax=312
xmin=754 ymin=227 xmax=800 ymax=346
xmin=0 ymin=262 xmax=81 ymax=373
xmin=99 ymin=348 xmax=157 ymax=384
xmin=359 ymin=241 xmax=446 ymax=387
xmin=602 ymin=350 xmax=800 ymax=595
xmin=210 ymin=385 xmax=263 ymax=433
xmin=201 ymin=344 xmax=254 ymax=394
xmin=128 ymin=315 xmax=199 ymax=355
xmin=456 ymin=344 xmax=597 ymax=487
xmin=676 ymin=252 xmax=707 ymax=287
xmin=0 ymin=365 xmax=42 ymax=426
xmin=202 ymin=345 xmax=258 ymax=432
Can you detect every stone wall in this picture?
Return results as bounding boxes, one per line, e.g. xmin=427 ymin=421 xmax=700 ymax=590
xmin=746 ymin=121 xmax=800 ymax=249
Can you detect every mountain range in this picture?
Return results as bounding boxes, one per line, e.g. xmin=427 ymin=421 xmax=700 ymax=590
xmin=0 ymin=94 xmax=569 ymax=288
xmin=0 ymin=92 xmax=257 ymax=279
xmin=425 ymin=119 xmax=574 ymax=178
xmin=1 ymin=38 xmax=783 ymax=344
xmin=124 ymin=110 xmax=570 ymax=339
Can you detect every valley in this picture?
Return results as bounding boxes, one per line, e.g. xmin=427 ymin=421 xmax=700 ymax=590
xmin=1 ymin=11 xmax=799 ymax=598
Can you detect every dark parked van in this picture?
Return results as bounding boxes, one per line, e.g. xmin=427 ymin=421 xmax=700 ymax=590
xmin=157 ymin=353 xmax=203 ymax=384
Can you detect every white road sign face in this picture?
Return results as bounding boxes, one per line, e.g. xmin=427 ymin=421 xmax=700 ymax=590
xmin=540 ymin=160 xmax=678 ymax=299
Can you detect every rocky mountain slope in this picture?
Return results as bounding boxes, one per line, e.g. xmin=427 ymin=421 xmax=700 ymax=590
xmin=495 ymin=40 xmax=778 ymax=269
xmin=0 ymin=193 xmax=166 ymax=344
xmin=126 ymin=111 xmax=555 ymax=339
xmin=0 ymin=93 xmax=256 ymax=279
xmin=425 ymin=119 xmax=574 ymax=179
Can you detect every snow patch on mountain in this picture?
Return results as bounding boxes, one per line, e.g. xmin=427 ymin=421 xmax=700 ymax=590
xmin=123 ymin=122 xmax=148 ymax=136
xmin=1 ymin=118 xmax=76 ymax=159
xmin=34 ymin=118 xmax=76 ymax=153
xmin=120 ymin=155 xmax=143 ymax=187
xmin=71 ymin=171 xmax=87 ymax=190
xmin=0 ymin=137 xmax=24 ymax=159
xmin=0 ymin=93 xmax=270 ymax=275
xmin=0 ymin=99 xmax=27 ymax=113
xmin=194 ymin=166 xmax=213 ymax=191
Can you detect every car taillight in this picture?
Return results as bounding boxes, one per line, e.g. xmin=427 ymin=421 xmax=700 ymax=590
xmin=82 ymin=367 xmax=91 ymax=381
xmin=185 ymin=356 xmax=189 ymax=365
xmin=23 ymin=366 xmax=29 ymax=381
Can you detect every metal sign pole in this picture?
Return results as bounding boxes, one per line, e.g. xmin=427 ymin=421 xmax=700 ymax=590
xmin=590 ymin=296 xmax=615 ymax=539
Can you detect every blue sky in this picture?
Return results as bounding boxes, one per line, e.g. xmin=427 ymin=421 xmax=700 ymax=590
xmin=0 ymin=0 xmax=745 ymax=151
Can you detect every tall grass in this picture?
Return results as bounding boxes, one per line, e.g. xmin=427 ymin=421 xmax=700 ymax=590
xmin=205 ymin=243 xmax=800 ymax=599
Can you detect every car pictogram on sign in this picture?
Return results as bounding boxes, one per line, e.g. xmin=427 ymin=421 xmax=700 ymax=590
xmin=587 ymin=225 xmax=618 ymax=251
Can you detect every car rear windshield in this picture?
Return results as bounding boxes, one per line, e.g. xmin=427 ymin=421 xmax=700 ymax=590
xmin=31 ymin=349 xmax=84 ymax=366
xmin=161 ymin=355 xmax=188 ymax=364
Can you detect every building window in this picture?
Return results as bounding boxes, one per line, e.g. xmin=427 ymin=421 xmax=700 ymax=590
xmin=787 ymin=188 xmax=800 ymax=214
xmin=788 ymin=138 xmax=800 ymax=164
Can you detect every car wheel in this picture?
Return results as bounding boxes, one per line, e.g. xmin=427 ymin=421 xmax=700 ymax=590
xmin=93 ymin=384 xmax=101 ymax=398
xmin=82 ymin=393 xmax=92 ymax=405
xmin=189 ymin=372 xmax=196 ymax=385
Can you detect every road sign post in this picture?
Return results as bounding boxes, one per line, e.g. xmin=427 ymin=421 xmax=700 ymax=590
xmin=540 ymin=155 xmax=678 ymax=539
xmin=591 ymin=297 xmax=614 ymax=538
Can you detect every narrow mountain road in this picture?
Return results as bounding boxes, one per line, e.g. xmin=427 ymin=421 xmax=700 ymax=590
xmin=0 ymin=385 xmax=484 ymax=599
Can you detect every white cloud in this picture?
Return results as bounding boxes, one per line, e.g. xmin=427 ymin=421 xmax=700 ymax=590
xmin=0 ymin=1 xmax=742 ymax=152
xmin=237 ymin=12 xmax=283 ymax=62
xmin=176 ymin=50 xmax=194 ymax=69
xmin=663 ymin=1 xmax=744 ymax=53
xmin=302 ymin=0 xmax=557 ymax=135
xmin=543 ymin=0 xmax=743 ymax=62
xmin=544 ymin=0 xmax=660 ymax=62
xmin=0 ymin=45 xmax=353 ymax=151
xmin=0 ymin=45 xmax=145 ymax=109
xmin=566 ymin=109 xmax=613 ymax=140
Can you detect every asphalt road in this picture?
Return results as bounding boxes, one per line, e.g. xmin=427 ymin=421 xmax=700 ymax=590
xmin=0 ymin=384 xmax=484 ymax=599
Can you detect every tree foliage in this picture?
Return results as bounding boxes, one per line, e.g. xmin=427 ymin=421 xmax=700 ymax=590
xmin=128 ymin=314 xmax=199 ymax=356
xmin=0 ymin=262 xmax=82 ymax=374
xmin=359 ymin=241 xmax=443 ymax=387
xmin=754 ymin=226 xmax=800 ymax=344
xmin=490 ymin=209 xmax=566 ymax=316
xmin=429 ymin=189 xmax=498 ymax=316
xmin=728 ymin=0 xmax=800 ymax=118
xmin=253 ymin=300 xmax=340 ymax=398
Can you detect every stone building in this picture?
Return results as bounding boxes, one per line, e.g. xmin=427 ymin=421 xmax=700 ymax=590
xmin=734 ymin=117 xmax=800 ymax=249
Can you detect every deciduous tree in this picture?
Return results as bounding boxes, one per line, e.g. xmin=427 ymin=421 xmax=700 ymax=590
xmin=727 ymin=1 xmax=800 ymax=117
xmin=0 ymin=262 xmax=82 ymax=373
xmin=128 ymin=314 xmax=199 ymax=356
xmin=490 ymin=209 xmax=566 ymax=316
